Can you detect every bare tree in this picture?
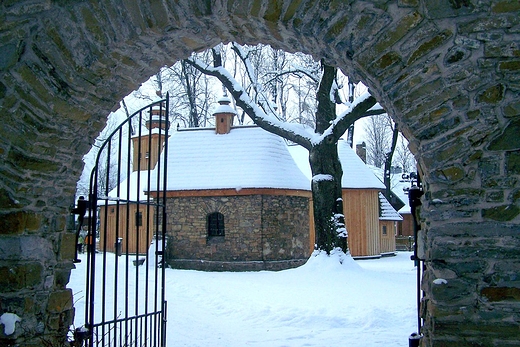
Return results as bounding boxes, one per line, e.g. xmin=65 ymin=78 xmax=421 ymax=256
xmin=186 ymin=43 xmax=385 ymax=255
xmin=364 ymin=114 xmax=393 ymax=168
xmin=395 ymin=136 xmax=416 ymax=173
xmin=76 ymin=99 xmax=136 ymax=200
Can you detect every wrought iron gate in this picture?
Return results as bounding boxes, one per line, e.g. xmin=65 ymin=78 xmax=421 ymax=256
xmin=81 ymin=96 xmax=169 ymax=347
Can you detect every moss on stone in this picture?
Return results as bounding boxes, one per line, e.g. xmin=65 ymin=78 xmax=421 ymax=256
xmin=324 ymin=16 xmax=349 ymax=43
xmin=263 ymin=0 xmax=282 ymax=22
xmin=481 ymin=286 xmax=520 ymax=302
xmin=408 ymin=30 xmax=453 ymax=65
xmin=506 ymin=150 xmax=520 ymax=174
xmin=251 ymin=0 xmax=262 ymax=17
xmin=0 ymin=263 xmax=43 ymax=291
xmin=372 ymin=11 xmax=423 ymax=57
xmin=81 ymin=7 xmax=107 ymax=45
xmin=478 ymin=83 xmax=505 ymax=104
xmin=503 ymin=100 xmax=520 ymax=118
xmin=47 ymin=289 xmax=73 ymax=313
xmin=372 ymin=51 xmax=402 ymax=70
xmin=498 ymin=60 xmax=520 ymax=71
xmin=482 ymin=204 xmax=520 ymax=221
xmin=433 ymin=166 xmax=465 ymax=183
xmin=489 ymin=118 xmax=520 ymax=151
xmin=491 ymin=1 xmax=520 ymax=13
xmin=0 ymin=211 xmax=41 ymax=234
xmin=283 ymin=0 xmax=303 ymax=23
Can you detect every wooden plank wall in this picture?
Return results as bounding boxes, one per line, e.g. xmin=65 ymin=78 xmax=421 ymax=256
xmin=98 ymin=204 xmax=154 ymax=254
xmin=342 ymin=189 xmax=380 ymax=257
xmin=379 ymin=220 xmax=396 ymax=254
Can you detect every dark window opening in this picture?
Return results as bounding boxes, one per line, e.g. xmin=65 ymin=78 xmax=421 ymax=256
xmin=208 ymin=212 xmax=225 ymax=237
xmin=136 ymin=211 xmax=143 ymax=227
xmin=382 ymin=225 xmax=387 ymax=235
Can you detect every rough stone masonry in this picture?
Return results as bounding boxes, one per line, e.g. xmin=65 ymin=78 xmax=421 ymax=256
xmin=0 ymin=0 xmax=519 ymax=346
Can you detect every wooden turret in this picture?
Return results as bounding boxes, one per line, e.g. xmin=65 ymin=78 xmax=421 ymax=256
xmin=214 ymin=96 xmax=236 ymax=134
xmin=132 ymin=104 xmax=169 ymax=172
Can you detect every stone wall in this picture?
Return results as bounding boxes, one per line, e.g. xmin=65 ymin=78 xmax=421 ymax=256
xmin=1 ymin=0 xmax=519 ymax=345
xmin=165 ymin=194 xmax=310 ymax=271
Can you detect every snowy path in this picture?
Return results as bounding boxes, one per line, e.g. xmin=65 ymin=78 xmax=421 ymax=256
xmin=69 ymin=250 xmax=417 ymax=347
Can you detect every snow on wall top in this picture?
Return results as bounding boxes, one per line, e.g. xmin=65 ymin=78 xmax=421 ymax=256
xmin=103 ymin=170 xmax=154 ymax=205
xmin=379 ymin=192 xmax=403 ymax=221
xmin=288 ymin=140 xmax=386 ymax=189
xmin=158 ymin=126 xmax=311 ymax=191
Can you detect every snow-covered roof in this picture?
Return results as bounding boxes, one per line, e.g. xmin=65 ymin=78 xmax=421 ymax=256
xmin=369 ymin=165 xmax=411 ymax=214
xmin=131 ymin=127 xmax=166 ymax=139
xmin=379 ymin=192 xmax=403 ymax=221
xmin=102 ymin=170 xmax=153 ymax=205
xmin=288 ymin=140 xmax=386 ymax=189
xmin=338 ymin=141 xmax=386 ymax=189
xmin=156 ymin=126 xmax=311 ymax=191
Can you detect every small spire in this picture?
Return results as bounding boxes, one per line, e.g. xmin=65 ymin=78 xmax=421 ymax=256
xmin=214 ymin=94 xmax=236 ymax=134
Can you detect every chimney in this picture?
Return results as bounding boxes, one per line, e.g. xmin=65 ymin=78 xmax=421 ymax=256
xmin=356 ymin=142 xmax=367 ymax=163
xmin=214 ymin=95 xmax=236 ymax=134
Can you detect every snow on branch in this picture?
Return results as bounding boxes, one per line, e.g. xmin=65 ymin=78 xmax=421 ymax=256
xmin=310 ymin=91 xmax=381 ymax=145
xmin=185 ymin=56 xmax=315 ymax=148
xmin=312 ymin=174 xmax=334 ymax=182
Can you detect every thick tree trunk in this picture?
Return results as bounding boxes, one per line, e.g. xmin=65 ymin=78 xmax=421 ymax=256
xmin=186 ymin=52 xmax=382 ymax=255
xmin=309 ymin=138 xmax=346 ymax=253
xmin=310 ymin=64 xmax=346 ymax=254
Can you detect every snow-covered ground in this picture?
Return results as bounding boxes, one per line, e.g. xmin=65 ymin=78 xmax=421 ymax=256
xmin=69 ymin=248 xmax=418 ymax=347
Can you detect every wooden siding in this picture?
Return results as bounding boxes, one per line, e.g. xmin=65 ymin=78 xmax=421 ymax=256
xmin=132 ymin=133 xmax=166 ymax=172
xmin=397 ymin=213 xmax=414 ymax=237
xmin=379 ymin=220 xmax=396 ymax=254
xmin=98 ymin=203 xmax=154 ymax=254
xmin=342 ymin=189 xmax=380 ymax=257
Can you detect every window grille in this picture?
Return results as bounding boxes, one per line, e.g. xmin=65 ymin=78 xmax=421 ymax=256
xmin=208 ymin=212 xmax=225 ymax=237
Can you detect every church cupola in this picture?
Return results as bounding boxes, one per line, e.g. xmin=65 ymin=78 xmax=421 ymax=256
xmin=147 ymin=104 xmax=170 ymax=130
xmin=214 ymin=95 xmax=236 ymax=134
xmin=132 ymin=102 xmax=170 ymax=172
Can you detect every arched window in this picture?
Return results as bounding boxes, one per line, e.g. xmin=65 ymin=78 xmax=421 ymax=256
xmin=207 ymin=212 xmax=225 ymax=237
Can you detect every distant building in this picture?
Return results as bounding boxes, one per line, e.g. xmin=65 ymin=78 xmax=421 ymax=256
xmin=290 ymin=140 xmax=402 ymax=259
xmin=98 ymin=105 xmax=169 ymax=254
xmin=102 ymin=97 xmax=403 ymax=266
xmin=156 ymin=96 xmax=312 ymax=271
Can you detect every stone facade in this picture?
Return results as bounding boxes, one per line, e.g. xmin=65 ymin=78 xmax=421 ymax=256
xmin=165 ymin=194 xmax=311 ymax=271
xmin=1 ymin=1 xmax=519 ymax=345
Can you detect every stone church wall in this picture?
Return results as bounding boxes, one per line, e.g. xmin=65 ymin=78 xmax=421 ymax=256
xmin=164 ymin=194 xmax=310 ymax=271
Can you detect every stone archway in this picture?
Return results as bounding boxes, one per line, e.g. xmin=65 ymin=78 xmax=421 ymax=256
xmin=1 ymin=1 xmax=519 ymax=346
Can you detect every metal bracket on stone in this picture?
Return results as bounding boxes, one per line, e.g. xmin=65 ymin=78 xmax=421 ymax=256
xmin=71 ymin=196 xmax=89 ymax=264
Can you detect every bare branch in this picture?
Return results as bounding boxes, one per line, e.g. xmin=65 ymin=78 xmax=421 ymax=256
xmin=185 ymin=57 xmax=314 ymax=149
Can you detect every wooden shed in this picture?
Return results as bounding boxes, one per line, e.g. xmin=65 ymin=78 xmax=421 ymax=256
xmin=378 ymin=192 xmax=402 ymax=255
xmin=98 ymin=105 xmax=169 ymax=255
xmin=98 ymin=197 xmax=153 ymax=255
